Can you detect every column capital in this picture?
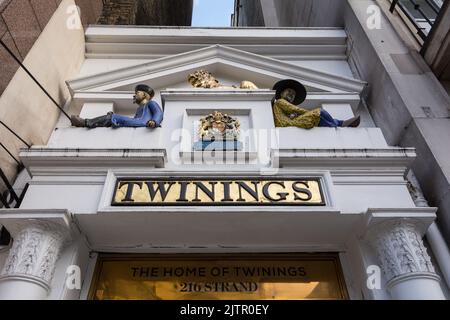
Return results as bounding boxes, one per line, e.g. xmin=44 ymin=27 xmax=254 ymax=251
xmin=366 ymin=219 xmax=438 ymax=286
xmin=0 ymin=211 xmax=74 ymax=292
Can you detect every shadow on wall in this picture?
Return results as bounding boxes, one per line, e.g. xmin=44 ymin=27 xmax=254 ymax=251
xmin=274 ymin=0 xmax=346 ymax=27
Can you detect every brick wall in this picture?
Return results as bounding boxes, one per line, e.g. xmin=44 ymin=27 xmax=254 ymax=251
xmin=0 ymin=0 xmax=103 ymax=95
xmin=0 ymin=0 xmax=193 ymax=197
xmin=97 ymin=0 xmax=136 ymax=25
xmin=97 ymin=0 xmax=193 ymax=26
xmin=0 ymin=0 xmax=92 ymax=199
xmin=1 ymin=0 xmax=195 ymax=95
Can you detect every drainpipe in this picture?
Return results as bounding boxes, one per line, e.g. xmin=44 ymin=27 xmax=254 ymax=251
xmin=407 ymin=171 xmax=450 ymax=290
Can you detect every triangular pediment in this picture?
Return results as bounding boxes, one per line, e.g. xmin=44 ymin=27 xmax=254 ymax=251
xmin=67 ymin=45 xmax=366 ymax=94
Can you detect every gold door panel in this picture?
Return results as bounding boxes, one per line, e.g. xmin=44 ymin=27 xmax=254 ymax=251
xmin=89 ymin=254 xmax=348 ymax=300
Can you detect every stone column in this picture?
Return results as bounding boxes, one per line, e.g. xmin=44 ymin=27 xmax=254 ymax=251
xmin=0 ymin=221 xmax=69 ymax=300
xmin=368 ymin=220 xmax=445 ymax=300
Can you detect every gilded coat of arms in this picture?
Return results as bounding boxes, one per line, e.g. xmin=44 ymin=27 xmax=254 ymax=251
xmin=194 ymin=111 xmax=242 ymax=151
xmin=198 ymin=111 xmax=241 ymax=141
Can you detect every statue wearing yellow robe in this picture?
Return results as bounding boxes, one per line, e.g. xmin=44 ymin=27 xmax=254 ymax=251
xmin=272 ymin=98 xmax=321 ymax=129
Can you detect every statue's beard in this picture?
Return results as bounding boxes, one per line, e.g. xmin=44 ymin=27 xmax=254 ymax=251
xmin=134 ymin=97 xmax=144 ymax=104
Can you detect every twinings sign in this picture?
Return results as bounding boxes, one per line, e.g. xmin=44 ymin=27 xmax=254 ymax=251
xmin=90 ymin=254 xmax=348 ymax=300
xmin=112 ymin=178 xmax=325 ymax=206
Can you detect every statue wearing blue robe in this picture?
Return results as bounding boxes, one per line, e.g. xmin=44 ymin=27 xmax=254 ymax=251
xmin=110 ymin=101 xmax=164 ymax=128
xmin=70 ymin=84 xmax=164 ymax=129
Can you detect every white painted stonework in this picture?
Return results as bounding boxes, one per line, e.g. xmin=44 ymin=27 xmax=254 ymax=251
xmin=0 ymin=27 xmax=446 ymax=300
xmin=367 ymin=220 xmax=444 ymax=299
xmin=0 ymin=212 xmax=74 ymax=300
xmin=369 ymin=220 xmax=436 ymax=282
xmin=1 ymin=223 xmax=65 ymax=284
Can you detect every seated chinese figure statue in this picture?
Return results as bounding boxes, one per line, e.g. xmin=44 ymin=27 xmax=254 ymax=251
xmin=70 ymin=84 xmax=164 ymax=129
xmin=272 ymin=79 xmax=360 ymax=129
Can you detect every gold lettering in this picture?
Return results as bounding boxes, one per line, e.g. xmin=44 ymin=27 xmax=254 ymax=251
xmin=236 ymin=181 xmax=259 ymax=202
xmin=193 ymin=181 xmax=217 ymax=202
xmin=262 ymin=181 xmax=289 ymax=202
xmin=146 ymin=181 xmax=176 ymax=201
xmin=292 ymin=181 xmax=313 ymax=202
xmin=113 ymin=179 xmax=324 ymax=206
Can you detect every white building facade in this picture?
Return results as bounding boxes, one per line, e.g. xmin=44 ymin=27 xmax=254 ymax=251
xmin=0 ymin=26 xmax=447 ymax=300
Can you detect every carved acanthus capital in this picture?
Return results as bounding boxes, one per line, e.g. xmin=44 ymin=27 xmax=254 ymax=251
xmin=368 ymin=220 xmax=436 ymax=284
xmin=0 ymin=220 xmax=70 ymax=289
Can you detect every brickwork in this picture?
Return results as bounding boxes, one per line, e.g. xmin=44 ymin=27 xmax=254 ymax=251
xmin=0 ymin=0 xmax=193 ymax=198
xmin=0 ymin=0 xmax=103 ymax=198
xmin=97 ymin=0 xmax=193 ymax=26
xmin=0 ymin=0 xmax=194 ymax=96
xmin=97 ymin=0 xmax=136 ymax=25
xmin=0 ymin=0 xmax=103 ymax=95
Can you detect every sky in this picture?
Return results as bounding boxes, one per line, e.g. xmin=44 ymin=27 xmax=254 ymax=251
xmin=192 ymin=0 xmax=235 ymax=27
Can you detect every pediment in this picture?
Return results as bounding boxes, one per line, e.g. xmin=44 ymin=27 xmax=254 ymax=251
xmin=67 ymin=45 xmax=366 ymax=95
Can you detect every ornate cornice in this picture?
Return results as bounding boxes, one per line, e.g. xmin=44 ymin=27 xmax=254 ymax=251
xmin=84 ymin=27 xmax=348 ymax=60
xmin=67 ymin=45 xmax=366 ymax=94
xmin=19 ymin=148 xmax=167 ymax=176
xmin=273 ymin=148 xmax=416 ymax=169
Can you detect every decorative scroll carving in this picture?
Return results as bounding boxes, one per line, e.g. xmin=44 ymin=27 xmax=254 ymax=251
xmin=0 ymin=221 xmax=69 ymax=287
xmin=369 ymin=220 xmax=436 ymax=283
xmin=406 ymin=171 xmax=429 ymax=207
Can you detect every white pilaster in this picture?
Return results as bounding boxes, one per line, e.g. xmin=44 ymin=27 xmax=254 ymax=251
xmin=368 ymin=220 xmax=445 ymax=300
xmin=0 ymin=220 xmax=70 ymax=300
